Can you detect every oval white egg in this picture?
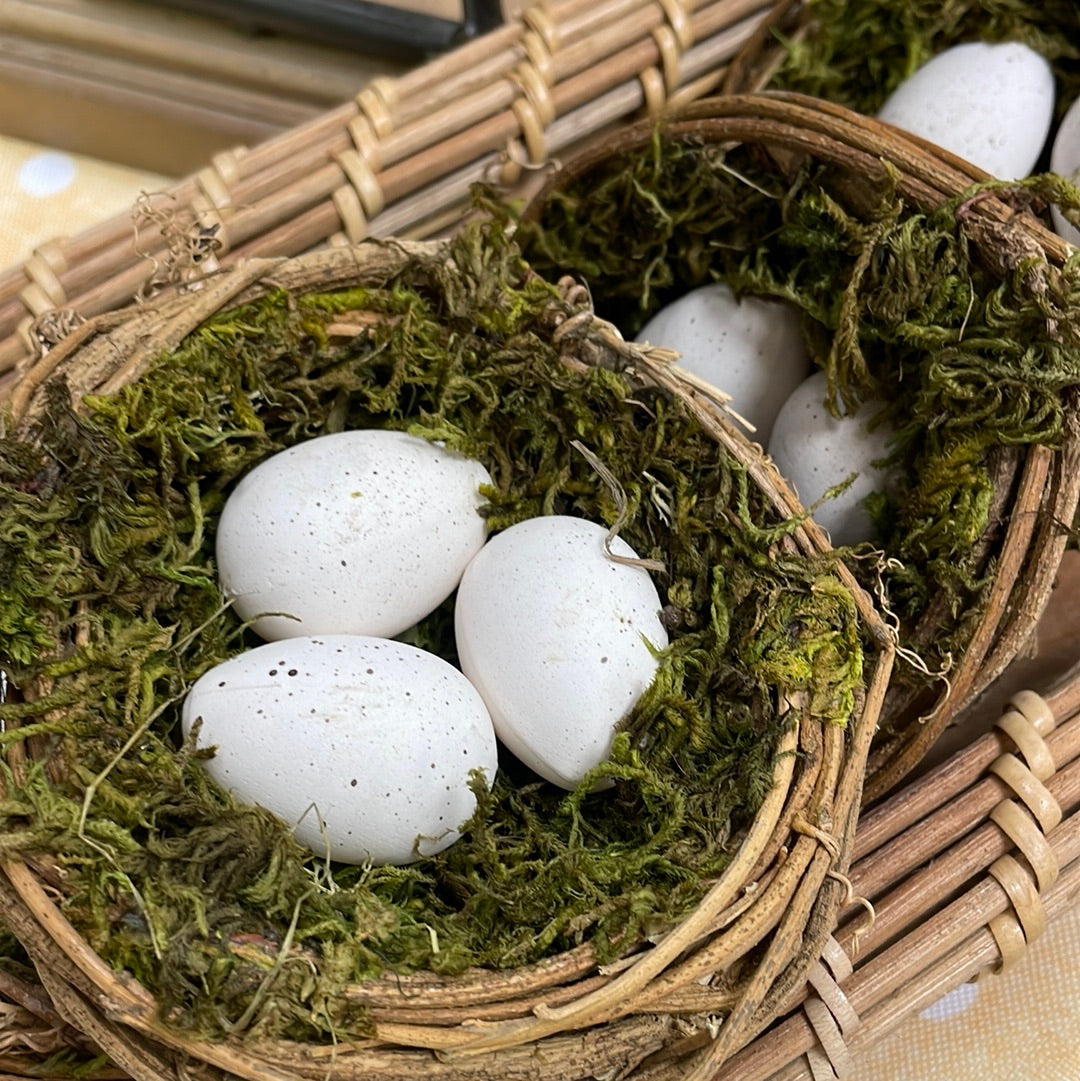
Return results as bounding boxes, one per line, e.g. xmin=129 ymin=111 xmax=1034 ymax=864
xmin=181 ymin=635 xmax=499 ymax=865
xmin=634 ymin=283 xmax=810 ymax=443
xmin=216 ymin=430 xmax=491 ymax=641
xmin=877 ymin=41 xmax=1055 ymax=179
xmin=454 ymin=515 xmax=668 ymax=790
xmin=1050 ymin=94 xmax=1080 ymax=246
xmin=767 ymin=372 xmax=896 ymax=548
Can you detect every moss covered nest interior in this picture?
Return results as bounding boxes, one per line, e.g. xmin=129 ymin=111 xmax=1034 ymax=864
xmin=0 ymin=224 xmax=866 ymax=1042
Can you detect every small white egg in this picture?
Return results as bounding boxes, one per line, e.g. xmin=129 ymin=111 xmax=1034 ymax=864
xmin=1050 ymin=94 xmax=1080 ymax=246
xmin=216 ymin=430 xmax=491 ymax=641
xmin=181 ymin=635 xmax=498 ymax=865
xmin=634 ymin=283 xmax=810 ymax=443
xmin=455 ymin=515 xmax=668 ymax=790
xmin=877 ymin=41 xmax=1055 ymax=179
xmin=766 ymin=372 xmax=895 ymax=547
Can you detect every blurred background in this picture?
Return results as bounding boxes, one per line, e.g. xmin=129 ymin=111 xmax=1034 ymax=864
xmin=0 ymin=0 xmax=524 ymax=265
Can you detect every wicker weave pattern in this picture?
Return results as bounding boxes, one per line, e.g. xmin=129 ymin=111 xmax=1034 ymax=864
xmin=720 ymin=667 xmax=1080 ymax=1081
xmin=0 ymin=0 xmax=780 ymax=392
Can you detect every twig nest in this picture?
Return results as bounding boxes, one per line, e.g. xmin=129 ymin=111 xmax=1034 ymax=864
xmin=518 ymin=91 xmax=1080 ymax=799
xmin=0 ymin=226 xmax=892 ymax=1080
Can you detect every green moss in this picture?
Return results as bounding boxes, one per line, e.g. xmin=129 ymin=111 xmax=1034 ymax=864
xmin=772 ymin=0 xmax=1080 ymax=121
xmin=0 ymin=223 xmax=862 ymax=1042
xmin=516 ymin=133 xmax=1080 ymax=689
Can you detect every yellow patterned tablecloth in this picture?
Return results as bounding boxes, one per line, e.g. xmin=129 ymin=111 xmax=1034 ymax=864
xmin=0 ymin=135 xmax=168 ymax=264
xmin=861 ymin=913 xmax=1080 ymax=1079
xmin=1 ymin=132 xmax=1078 ymax=1081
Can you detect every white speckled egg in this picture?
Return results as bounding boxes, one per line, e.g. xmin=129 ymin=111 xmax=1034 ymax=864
xmin=1050 ymin=94 xmax=1080 ymax=246
xmin=454 ymin=515 xmax=668 ymax=790
xmin=181 ymin=635 xmax=498 ymax=865
xmin=766 ymin=372 xmax=896 ymax=548
xmin=877 ymin=41 xmax=1055 ymax=179
xmin=216 ymin=430 xmax=491 ymax=641
xmin=634 ymin=283 xmax=810 ymax=443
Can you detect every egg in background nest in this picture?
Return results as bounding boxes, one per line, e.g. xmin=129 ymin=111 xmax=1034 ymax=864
xmin=767 ymin=371 xmax=896 ymax=548
xmin=633 ymin=282 xmax=811 ymax=443
xmin=877 ymin=41 xmax=1055 ymax=179
xmin=215 ymin=429 xmax=491 ymax=641
xmin=1050 ymin=94 xmax=1080 ymax=246
xmin=455 ymin=515 xmax=668 ymax=790
xmin=181 ymin=635 xmax=499 ymax=865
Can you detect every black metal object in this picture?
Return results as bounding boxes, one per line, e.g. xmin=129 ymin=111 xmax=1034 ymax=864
xmin=150 ymin=0 xmax=504 ymax=58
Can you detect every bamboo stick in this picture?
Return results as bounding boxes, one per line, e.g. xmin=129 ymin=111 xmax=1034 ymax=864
xmin=856 ymin=659 xmax=1080 ymax=860
xmin=0 ymin=0 xmax=751 ymax=313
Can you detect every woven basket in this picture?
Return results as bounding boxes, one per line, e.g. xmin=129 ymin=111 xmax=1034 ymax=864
xmin=516 ymin=90 xmax=1080 ymax=803
xmin=0 ymin=236 xmax=893 ymax=1080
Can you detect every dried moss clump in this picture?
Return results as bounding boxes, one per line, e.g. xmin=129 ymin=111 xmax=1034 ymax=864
xmin=517 ymin=135 xmax=1080 ymax=704
xmin=0 ymin=224 xmax=863 ymax=1042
